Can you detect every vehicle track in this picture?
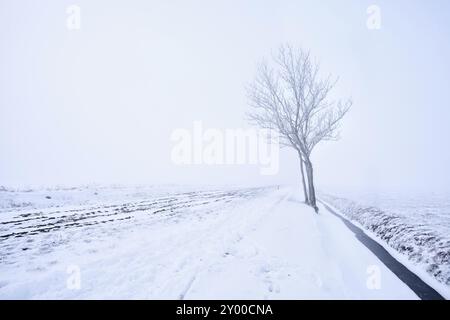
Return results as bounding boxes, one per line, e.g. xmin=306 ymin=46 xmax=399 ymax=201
xmin=0 ymin=187 xmax=271 ymax=265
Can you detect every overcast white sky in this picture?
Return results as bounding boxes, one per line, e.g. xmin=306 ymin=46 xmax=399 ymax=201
xmin=1 ymin=0 xmax=449 ymax=192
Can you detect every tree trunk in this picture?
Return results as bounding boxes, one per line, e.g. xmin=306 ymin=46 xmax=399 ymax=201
xmin=298 ymin=151 xmax=309 ymax=204
xmin=304 ymin=158 xmax=318 ymax=213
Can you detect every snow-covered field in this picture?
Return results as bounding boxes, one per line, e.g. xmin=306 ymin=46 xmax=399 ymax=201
xmin=0 ymin=185 xmax=419 ymax=299
xmin=320 ymin=190 xmax=450 ymax=294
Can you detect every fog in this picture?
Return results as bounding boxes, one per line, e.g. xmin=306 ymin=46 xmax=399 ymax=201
xmin=1 ymin=0 xmax=449 ymax=192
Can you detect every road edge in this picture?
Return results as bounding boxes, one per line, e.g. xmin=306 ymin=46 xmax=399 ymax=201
xmin=318 ymin=198 xmax=446 ymax=300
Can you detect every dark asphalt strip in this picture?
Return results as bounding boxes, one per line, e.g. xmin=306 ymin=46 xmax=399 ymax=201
xmin=318 ymin=199 xmax=445 ymax=300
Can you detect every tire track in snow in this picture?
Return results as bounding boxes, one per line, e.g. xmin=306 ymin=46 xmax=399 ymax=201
xmin=0 ymin=187 xmax=272 ymax=266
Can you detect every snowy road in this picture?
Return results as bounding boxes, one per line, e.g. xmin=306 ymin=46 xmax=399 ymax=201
xmin=0 ymin=186 xmax=419 ymax=299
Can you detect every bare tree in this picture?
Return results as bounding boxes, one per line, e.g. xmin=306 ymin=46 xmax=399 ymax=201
xmin=247 ymin=45 xmax=351 ymax=212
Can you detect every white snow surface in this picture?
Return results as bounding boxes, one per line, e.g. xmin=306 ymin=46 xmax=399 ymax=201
xmin=320 ymin=191 xmax=450 ymax=293
xmin=0 ymin=185 xmax=418 ymax=299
